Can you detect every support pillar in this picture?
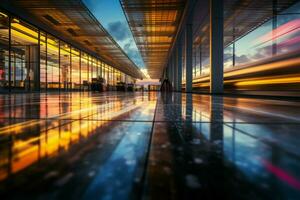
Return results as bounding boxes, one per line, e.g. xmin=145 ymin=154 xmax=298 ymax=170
xmin=172 ymin=53 xmax=176 ymax=90
xmin=210 ymin=0 xmax=224 ymax=94
xmin=169 ymin=60 xmax=173 ymax=85
xmin=166 ymin=63 xmax=170 ymax=81
xmin=185 ymin=24 xmax=193 ymax=93
xmin=173 ymin=51 xmax=178 ymax=92
xmin=176 ymin=41 xmax=182 ymax=92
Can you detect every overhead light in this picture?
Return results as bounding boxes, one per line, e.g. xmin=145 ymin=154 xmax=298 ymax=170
xmin=43 ymin=15 xmax=60 ymax=26
xmin=12 ymin=18 xmax=19 ymax=23
xmin=84 ymin=40 xmax=92 ymax=46
xmin=67 ymin=28 xmax=77 ymax=37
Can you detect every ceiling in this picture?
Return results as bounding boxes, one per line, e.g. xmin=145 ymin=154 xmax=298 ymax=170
xmin=120 ymin=0 xmax=187 ymax=79
xmin=122 ymin=0 xmax=298 ymax=79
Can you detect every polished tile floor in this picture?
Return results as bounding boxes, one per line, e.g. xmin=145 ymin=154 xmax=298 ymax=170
xmin=0 ymin=92 xmax=300 ymax=199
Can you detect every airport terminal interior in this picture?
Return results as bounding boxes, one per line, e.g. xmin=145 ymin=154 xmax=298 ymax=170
xmin=0 ymin=0 xmax=300 ymax=199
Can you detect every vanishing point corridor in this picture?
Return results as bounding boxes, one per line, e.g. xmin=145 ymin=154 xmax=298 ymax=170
xmin=1 ymin=0 xmax=300 ymax=199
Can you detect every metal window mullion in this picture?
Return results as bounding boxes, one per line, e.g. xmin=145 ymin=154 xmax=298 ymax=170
xmin=37 ymin=30 xmax=40 ymax=91
xmin=45 ymin=33 xmax=48 ymax=91
xmin=58 ymin=40 xmax=61 ymax=91
xmin=8 ymin=15 xmax=11 ymax=92
xmin=70 ymin=48 xmax=72 ymax=90
xmin=13 ymin=52 xmax=16 ymax=87
xmin=79 ymin=50 xmax=81 ymax=91
xmin=199 ymin=43 xmax=202 ymax=76
xmin=272 ymin=0 xmax=278 ymax=55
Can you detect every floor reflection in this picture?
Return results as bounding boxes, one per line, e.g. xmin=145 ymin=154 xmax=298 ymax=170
xmin=147 ymin=92 xmax=300 ymax=199
xmin=1 ymin=91 xmax=300 ymax=199
xmin=0 ymin=92 xmax=157 ymax=199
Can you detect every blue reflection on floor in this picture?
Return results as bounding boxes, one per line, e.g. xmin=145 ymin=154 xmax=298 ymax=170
xmin=1 ymin=92 xmax=300 ymax=199
xmin=83 ymin=123 xmax=151 ymax=200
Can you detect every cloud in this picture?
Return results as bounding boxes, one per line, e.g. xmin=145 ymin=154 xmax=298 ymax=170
xmin=252 ymin=45 xmax=273 ymax=60
xmin=82 ymin=0 xmax=145 ymax=68
xmin=236 ymin=55 xmax=251 ymax=64
xmin=224 ymin=53 xmax=233 ymax=62
xmin=107 ymin=21 xmax=130 ymax=41
xmin=123 ymin=39 xmax=144 ymax=67
xmin=106 ymin=21 xmax=145 ymax=67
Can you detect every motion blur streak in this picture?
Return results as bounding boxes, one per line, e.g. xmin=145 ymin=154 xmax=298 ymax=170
xmin=193 ymin=55 xmax=300 ymax=93
xmin=262 ymin=159 xmax=300 ymax=190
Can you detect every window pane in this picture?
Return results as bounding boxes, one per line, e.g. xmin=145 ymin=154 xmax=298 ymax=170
xmin=235 ymin=21 xmax=272 ymax=66
xmin=11 ymin=18 xmax=38 ymax=90
xmin=46 ymin=35 xmax=59 ymax=89
xmin=60 ymin=42 xmax=70 ymax=90
xmin=276 ymin=2 xmax=300 ymax=55
xmin=224 ymin=44 xmax=233 ymax=70
xmin=81 ymin=52 xmax=89 ymax=89
xmin=40 ymin=32 xmax=46 ymax=90
xmin=71 ymin=48 xmax=80 ymax=89
xmin=0 ymin=11 xmax=9 ymax=91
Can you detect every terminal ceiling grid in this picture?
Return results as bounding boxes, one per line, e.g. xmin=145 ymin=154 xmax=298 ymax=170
xmin=120 ymin=0 xmax=186 ymax=79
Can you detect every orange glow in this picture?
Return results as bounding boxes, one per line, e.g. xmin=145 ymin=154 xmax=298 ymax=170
xmin=233 ymin=75 xmax=300 ymax=86
xmin=193 ymin=56 xmax=300 ymax=90
xmin=0 ymin=96 xmax=156 ymax=181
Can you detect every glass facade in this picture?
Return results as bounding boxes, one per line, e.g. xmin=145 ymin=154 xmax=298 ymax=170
xmin=11 ymin=18 xmax=39 ymax=90
xmin=0 ymin=12 xmax=9 ymax=89
xmin=0 ymin=10 xmax=133 ymax=93
xmin=227 ymin=2 xmax=300 ymax=67
xmin=189 ymin=1 xmax=300 ymax=92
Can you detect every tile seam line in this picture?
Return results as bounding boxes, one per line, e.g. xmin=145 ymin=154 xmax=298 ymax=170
xmin=136 ymin=94 xmax=159 ymax=199
xmin=1 ymin=118 xmax=300 ymax=125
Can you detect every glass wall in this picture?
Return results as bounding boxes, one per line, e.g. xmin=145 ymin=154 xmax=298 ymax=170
xmin=275 ymin=3 xmax=300 ymax=56
xmin=0 ymin=12 xmax=9 ymax=91
xmin=81 ymin=52 xmax=89 ymax=89
xmin=46 ymin=35 xmax=59 ymax=89
xmin=91 ymin=57 xmax=97 ymax=80
xmin=11 ymin=17 xmax=39 ymax=90
xmin=223 ymin=1 xmax=300 ymax=66
xmin=71 ymin=48 xmax=80 ymax=89
xmin=224 ymin=1 xmax=300 ymax=69
xmin=98 ymin=60 xmax=102 ymax=79
xmin=0 ymin=9 xmax=131 ymax=92
xmin=190 ymin=1 xmax=300 ymax=93
xmin=234 ymin=20 xmax=273 ymax=66
xmin=40 ymin=32 xmax=47 ymax=90
xmin=60 ymin=42 xmax=70 ymax=90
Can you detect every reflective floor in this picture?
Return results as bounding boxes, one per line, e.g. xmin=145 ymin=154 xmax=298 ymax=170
xmin=0 ymin=92 xmax=300 ymax=199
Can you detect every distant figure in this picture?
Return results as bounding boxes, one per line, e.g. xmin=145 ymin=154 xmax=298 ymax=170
xmin=160 ymin=78 xmax=172 ymax=92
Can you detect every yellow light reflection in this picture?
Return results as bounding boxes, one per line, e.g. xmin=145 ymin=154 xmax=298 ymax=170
xmin=0 ymin=96 xmax=155 ymax=181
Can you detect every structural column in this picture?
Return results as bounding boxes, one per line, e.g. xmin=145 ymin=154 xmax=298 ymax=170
xmin=176 ymin=40 xmax=182 ymax=92
xmin=169 ymin=59 xmax=173 ymax=85
xmin=185 ymin=24 xmax=193 ymax=93
xmin=210 ymin=0 xmax=224 ymax=94
xmin=172 ymin=52 xmax=177 ymax=91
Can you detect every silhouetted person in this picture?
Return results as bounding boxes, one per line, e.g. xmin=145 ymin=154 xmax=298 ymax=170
xmin=160 ymin=78 xmax=172 ymax=92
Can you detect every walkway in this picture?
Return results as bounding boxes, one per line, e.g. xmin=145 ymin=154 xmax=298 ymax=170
xmin=0 ymin=92 xmax=300 ymax=199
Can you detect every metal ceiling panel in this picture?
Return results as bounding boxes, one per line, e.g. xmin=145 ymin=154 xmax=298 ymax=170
xmin=121 ymin=0 xmax=187 ymax=78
